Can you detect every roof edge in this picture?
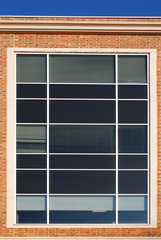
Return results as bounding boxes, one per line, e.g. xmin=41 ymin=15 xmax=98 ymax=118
xmin=1 ymin=20 xmax=161 ymax=33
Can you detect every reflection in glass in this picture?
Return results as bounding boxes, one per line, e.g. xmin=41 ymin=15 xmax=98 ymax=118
xmin=16 ymin=125 xmax=46 ymax=153
xmin=16 ymin=195 xmax=47 ymax=223
xmin=49 ymin=125 xmax=115 ymax=153
xmin=49 ymin=171 xmax=116 ymax=194
xmin=118 ymin=56 xmax=147 ymax=83
xmin=118 ymin=126 xmax=147 ymax=153
xmin=118 ymin=196 xmax=147 ymax=223
xmin=49 ymin=196 xmax=115 ymax=224
xmin=16 ymin=54 xmax=47 ymax=82
xmin=49 ymin=55 xmax=115 ymax=83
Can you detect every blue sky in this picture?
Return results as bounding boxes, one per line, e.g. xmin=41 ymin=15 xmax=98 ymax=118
xmin=1 ymin=0 xmax=161 ymax=16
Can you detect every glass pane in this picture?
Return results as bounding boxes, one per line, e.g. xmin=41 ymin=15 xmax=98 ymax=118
xmin=118 ymin=171 xmax=147 ymax=194
xmin=17 ymin=154 xmax=47 ymax=169
xmin=17 ymin=196 xmax=47 ymax=210
xmin=49 ymin=55 xmax=115 ymax=83
xmin=118 ymin=56 xmax=147 ymax=83
xmin=50 ymin=100 xmax=115 ymax=123
xmin=49 ymin=171 xmax=116 ymax=194
xmin=17 ymin=84 xmax=47 ymax=98
xmin=118 ymin=101 xmax=147 ymax=123
xmin=49 ymin=196 xmax=115 ymax=224
xmin=16 ymin=170 xmax=47 ymax=193
xmin=17 ymin=100 xmax=47 ymax=123
xmin=17 ymin=54 xmax=47 ymax=82
xmin=118 ymin=126 xmax=147 ymax=153
xmin=50 ymin=84 xmax=115 ymax=99
xmin=49 ymin=155 xmax=116 ymax=169
xmin=17 ymin=211 xmax=47 ymax=224
xmin=16 ymin=125 xmax=46 ymax=153
xmin=118 ymin=196 xmax=147 ymax=223
xmin=17 ymin=196 xmax=47 ymax=224
xmin=118 ymin=85 xmax=147 ymax=99
xmin=118 ymin=155 xmax=147 ymax=169
xmin=49 ymin=125 xmax=115 ymax=153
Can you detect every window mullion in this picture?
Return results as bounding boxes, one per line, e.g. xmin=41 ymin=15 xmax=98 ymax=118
xmin=47 ymin=53 xmax=50 ymax=224
xmin=116 ymin=54 xmax=118 ymax=224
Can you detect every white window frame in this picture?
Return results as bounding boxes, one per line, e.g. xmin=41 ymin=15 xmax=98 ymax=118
xmin=7 ymin=48 xmax=157 ymax=228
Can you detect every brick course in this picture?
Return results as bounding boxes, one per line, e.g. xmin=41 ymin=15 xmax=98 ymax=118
xmin=0 ymin=17 xmax=161 ymax=238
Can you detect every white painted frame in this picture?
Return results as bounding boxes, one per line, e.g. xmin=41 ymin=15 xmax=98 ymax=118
xmin=7 ymin=48 xmax=157 ymax=228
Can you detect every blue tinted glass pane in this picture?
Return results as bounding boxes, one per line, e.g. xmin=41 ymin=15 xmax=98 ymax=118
xmin=118 ymin=126 xmax=147 ymax=153
xmin=50 ymin=211 xmax=115 ymax=224
xmin=17 ymin=211 xmax=47 ymax=224
xmin=118 ymin=196 xmax=147 ymax=223
xmin=49 ymin=126 xmax=115 ymax=153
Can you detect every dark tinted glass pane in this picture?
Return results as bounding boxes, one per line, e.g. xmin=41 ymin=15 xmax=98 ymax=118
xmin=49 ymin=125 xmax=115 ymax=153
xmin=17 ymin=154 xmax=47 ymax=169
xmin=118 ymin=101 xmax=147 ymax=123
xmin=118 ymin=85 xmax=147 ymax=99
xmin=118 ymin=196 xmax=147 ymax=223
xmin=16 ymin=170 xmax=47 ymax=193
xmin=49 ymin=55 xmax=115 ymax=83
xmin=118 ymin=171 xmax=147 ymax=194
xmin=17 ymin=100 xmax=47 ymax=123
xmin=16 ymin=126 xmax=46 ymax=153
xmin=17 ymin=54 xmax=47 ymax=82
xmin=118 ymin=155 xmax=147 ymax=169
xmin=49 ymin=155 xmax=115 ymax=169
xmin=17 ymin=211 xmax=47 ymax=224
xmin=50 ymin=211 xmax=115 ymax=224
xmin=118 ymin=126 xmax=147 ymax=153
xmin=49 ymin=171 xmax=116 ymax=194
xmin=50 ymin=101 xmax=115 ymax=123
xmin=50 ymin=84 xmax=115 ymax=99
xmin=118 ymin=56 xmax=147 ymax=83
xmin=17 ymin=84 xmax=47 ymax=98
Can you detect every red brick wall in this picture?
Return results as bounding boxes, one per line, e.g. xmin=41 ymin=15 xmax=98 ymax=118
xmin=0 ymin=17 xmax=161 ymax=238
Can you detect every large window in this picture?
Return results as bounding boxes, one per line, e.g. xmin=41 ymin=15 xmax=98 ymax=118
xmin=15 ymin=53 xmax=149 ymax=225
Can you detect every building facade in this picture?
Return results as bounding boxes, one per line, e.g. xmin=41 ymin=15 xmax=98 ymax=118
xmin=0 ymin=16 xmax=161 ymax=239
